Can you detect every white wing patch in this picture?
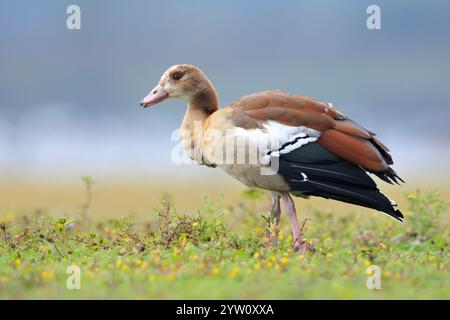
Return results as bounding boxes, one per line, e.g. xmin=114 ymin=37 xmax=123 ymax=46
xmin=300 ymin=172 xmax=309 ymax=182
xmin=379 ymin=191 xmax=398 ymax=207
xmin=234 ymin=120 xmax=321 ymax=164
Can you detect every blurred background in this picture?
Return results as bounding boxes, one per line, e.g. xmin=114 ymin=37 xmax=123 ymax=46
xmin=1 ymin=0 xmax=449 ymax=218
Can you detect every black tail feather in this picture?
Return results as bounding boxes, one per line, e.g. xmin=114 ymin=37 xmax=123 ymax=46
xmin=279 ymin=159 xmax=404 ymax=222
xmin=306 ymin=179 xmax=403 ymax=221
xmin=370 ymin=167 xmax=405 ymax=185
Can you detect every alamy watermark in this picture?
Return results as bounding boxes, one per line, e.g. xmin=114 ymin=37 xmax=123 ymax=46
xmin=166 ymin=121 xmax=311 ymax=175
xmin=367 ymin=5 xmax=381 ymax=30
xmin=66 ymin=265 xmax=81 ymax=290
xmin=66 ymin=5 xmax=81 ymax=30
xmin=366 ymin=265 xmax=381 ymax=290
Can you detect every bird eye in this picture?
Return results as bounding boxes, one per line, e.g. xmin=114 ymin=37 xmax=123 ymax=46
xmin=171 ymin=72 xmax=183 ymax=80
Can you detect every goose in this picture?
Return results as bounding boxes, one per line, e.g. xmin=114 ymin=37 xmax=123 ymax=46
xmin=140 ymin=64 xmax=404 ymax=253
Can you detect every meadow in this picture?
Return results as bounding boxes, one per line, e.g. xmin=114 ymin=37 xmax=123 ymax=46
xmin=0 ymin=178 xmax=448 ymax=299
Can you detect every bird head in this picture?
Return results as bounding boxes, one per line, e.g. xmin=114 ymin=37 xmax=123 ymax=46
xmin=140 ymin=64 xmax=213 ymax=108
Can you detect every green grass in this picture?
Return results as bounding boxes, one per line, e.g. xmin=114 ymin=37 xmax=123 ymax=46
xmin=0 ymin=190 xmax=448 ymax=299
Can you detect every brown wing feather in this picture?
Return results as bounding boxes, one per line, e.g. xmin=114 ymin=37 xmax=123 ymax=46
xmin=245 ymin=107 xmax=335 ymax=131
xmin=317 ymin=130 xmax=388 ymax=171
xmin=333 ymin=119 xmax=372 ymax=139
xmin=230 ymin=91 xmax=401 ymax=182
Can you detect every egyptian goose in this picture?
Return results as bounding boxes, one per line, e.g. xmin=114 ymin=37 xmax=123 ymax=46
xmin=140 ymin=64 xmax=404 ymax=253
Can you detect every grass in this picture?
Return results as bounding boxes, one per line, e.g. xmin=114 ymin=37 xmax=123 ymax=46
xmin=0 ymin=188 xmax=448 ymax=299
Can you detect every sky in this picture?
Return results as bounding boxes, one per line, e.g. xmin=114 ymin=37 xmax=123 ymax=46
xmin=1 ymin=0 xmax=449 ymax=182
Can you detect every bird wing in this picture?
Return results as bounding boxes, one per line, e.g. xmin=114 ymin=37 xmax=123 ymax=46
xmin=230 ymin=90 xmax=403 ymax=184
xmin=277 ymin=142 xmax=404 ymax=221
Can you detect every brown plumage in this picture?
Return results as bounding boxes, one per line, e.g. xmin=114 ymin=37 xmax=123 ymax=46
xmin=229 ymin=90 xmax=402 ymax=183
xmin=140 ymin=64 xmax=404 ymax=253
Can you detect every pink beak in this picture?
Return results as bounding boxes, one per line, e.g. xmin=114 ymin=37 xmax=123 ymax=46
xmin=140 ymin=84 xmax=169 ymax=108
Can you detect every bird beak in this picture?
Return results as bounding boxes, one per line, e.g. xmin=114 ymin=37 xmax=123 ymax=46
xmin=140 ymin=84 xmax=169 ymax=108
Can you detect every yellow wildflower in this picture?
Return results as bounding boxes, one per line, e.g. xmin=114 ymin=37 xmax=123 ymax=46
xmin=211 ymin=267 xmax=220 ymax=276
xmin=407 ymin=193 xmax=416 ymax=200
xmin=152 ymin=253 xmax=160 ymax=262
xmin=199 ymin=261 xmax=206 ymax=268
xmin=0 ymin=212 xmax=15 ymax=223
xmin=40 ymin=270 xmax=55 ymax=280
xmin=15 ymin=258 xmax=21 ymax=266
xmin=166 ymin=274 xmax=176 ymax=281
xmin=190 ymin=255 xmax=199 ymax=261
xmin=230 ymin=267 xmax=239 ymax=278
xmin=254 ymin=263 xmax=261 ymax=270
xmin=253 ymin=252 xmax=260 ymax=259
xmin=280 ymin=257 xmax=289 ymax=265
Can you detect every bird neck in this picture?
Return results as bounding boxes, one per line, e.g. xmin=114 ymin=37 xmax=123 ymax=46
xmin=180 ymin=86 xmax=219 ymax=162
xmin=183 ymin=84 xmax=219 ymax=131
xmin=189 ymin=84 xmax=219 ymax=115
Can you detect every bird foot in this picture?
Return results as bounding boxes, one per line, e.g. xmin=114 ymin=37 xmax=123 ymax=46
xmin=293 ymin=239 xmax=315 ymax=254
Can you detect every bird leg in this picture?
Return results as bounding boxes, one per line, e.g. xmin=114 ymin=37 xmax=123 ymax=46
xmin=281 ymin=193 xmax=314 ymax=254
xmin=269 ymin=192 xmax=281 ymax=246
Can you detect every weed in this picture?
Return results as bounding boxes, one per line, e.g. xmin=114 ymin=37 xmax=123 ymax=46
xmin=0 ymin=189 xmax=448 ymax=299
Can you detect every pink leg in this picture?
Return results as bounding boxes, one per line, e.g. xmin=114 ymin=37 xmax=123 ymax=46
xmin=269 ymin=192 xmax=281 ymax=246
xmin=281 ymin=193 xmax=314 ymax=253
